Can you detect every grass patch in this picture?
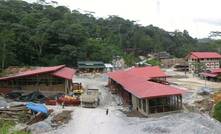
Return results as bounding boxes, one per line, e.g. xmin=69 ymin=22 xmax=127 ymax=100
xmin=214 ymin=101 xmax=221 ymax=122
xmin=0 ymin=120 xmax=30 ymax=134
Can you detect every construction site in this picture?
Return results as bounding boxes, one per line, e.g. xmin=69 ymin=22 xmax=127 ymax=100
xmin=0 ymin=64 xmax=221 ymax=134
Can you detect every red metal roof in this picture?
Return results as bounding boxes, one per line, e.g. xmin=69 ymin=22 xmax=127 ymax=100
xmin=107 ymin=69 xmax=184 ymax=99
xmin=188 ymin=52 xmax=221 ymax=59
xmin=52 ymin=67 xmax=76 ymax=80
xmin=211 ymin=68 xmax=221 ymax=74
xmin=0 ymin=65 xmax=75 ymax=81
xmin=126 ymin=66 xmax=167 ymax=79
xmin=201 ymin=72 xmax=218 ymax=78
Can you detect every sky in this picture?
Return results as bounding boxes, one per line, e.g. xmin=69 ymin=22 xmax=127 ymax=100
xmin=27 ymin=0 xmax=221 ymax=38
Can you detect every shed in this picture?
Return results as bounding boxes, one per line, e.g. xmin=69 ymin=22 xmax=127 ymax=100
xmin=0 ymin=65 xmax=75 ymax=95
xmin=104 ymin=63 xmax=113 ymax=72
xmin=107 ymin=67 xmax=184 ymax=116
xmin=77 ymin=61 xmax=105 ymax=73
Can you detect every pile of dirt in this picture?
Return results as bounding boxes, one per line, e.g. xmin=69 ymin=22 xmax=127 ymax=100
xmin=52 ymin=110 xmax=73 ymax=126
xmin=2 ymin=66 xmax=34 ymax=76
xmin=213 ymin=92 xmax=221 ymax=104
xmin=194 ymin=98 xmax=214 ymax=113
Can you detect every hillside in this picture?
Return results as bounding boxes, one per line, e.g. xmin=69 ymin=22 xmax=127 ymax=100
xmin=0 ymin=0 xmax=220 ymax=68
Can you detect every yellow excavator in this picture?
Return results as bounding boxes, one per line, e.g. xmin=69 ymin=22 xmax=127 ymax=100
xmin=72 ymin=83 xmax=84 ymax=95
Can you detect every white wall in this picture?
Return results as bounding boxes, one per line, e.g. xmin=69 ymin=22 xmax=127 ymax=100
xmin=132 ymin=95 xmax=149 ymax=116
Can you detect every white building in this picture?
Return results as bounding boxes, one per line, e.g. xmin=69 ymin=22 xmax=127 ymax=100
xmin=186 ymin=52 xmax=221 ymax=73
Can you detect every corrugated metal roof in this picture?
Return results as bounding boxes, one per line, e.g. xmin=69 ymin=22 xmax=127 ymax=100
xmin=52 ymin=67 xmax=76 ymax=80
xmin=107 ymin=68 xmax=184 ymax=99
xmin=126 ymin=66 xmax=167 ymax=79
xmin=77 ymin=61 xmax=105 ymax=69
xmin=201 ymin=72 xmax=218 ymax=78
xmin=0 ymin=65 xmax=75 ymax=81
xmin=189 ymin=52 xmax=221 ymax=59
xmin=211 ymin=68 xmax=221 ymax=74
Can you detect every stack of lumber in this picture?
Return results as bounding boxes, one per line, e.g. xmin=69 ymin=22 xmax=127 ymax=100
xmin=0 ymin=104 xmax=51 ymax=125
xmin=0 ymin=104 xmax=31 ymax=123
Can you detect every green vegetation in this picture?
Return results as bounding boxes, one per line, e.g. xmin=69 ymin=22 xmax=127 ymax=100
xmin=0 ymin=0 xmax=220 ymax=68
xmin=146 ymin=59 xmax=161 ymax=66
xmin=123 ymin=53 xmax=138 ymax=66
xmin=0 ymin=120 xmax=30 ymax=134
xmin=191 ymin=62 xmax=207 ymax=74
xmin=214 ymin=101 xmax=221 ymax=122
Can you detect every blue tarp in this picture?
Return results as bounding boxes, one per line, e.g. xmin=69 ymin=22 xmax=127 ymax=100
xmin=26 ymin=102 xmax=48 ymax=114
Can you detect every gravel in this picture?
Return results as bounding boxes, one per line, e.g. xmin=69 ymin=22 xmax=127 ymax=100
xmin=44 ymin=74 xmax=221 ymax=134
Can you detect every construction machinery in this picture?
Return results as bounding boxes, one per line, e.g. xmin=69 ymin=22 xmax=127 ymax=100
xmin=72 ymin=83 xmax=84 ymax=95
xmin=80 ymin=88 xmax=100 ymax=108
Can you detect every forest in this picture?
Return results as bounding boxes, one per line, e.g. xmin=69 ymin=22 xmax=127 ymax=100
xmin=0 ymin=0 xmax=221 ymax=68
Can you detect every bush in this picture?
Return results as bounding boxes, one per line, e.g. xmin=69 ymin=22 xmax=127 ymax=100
xmin=146 ymin=59 xmax=161 ymax=66
xmin=213 ymin=101 xmax=221 ymax=122
xmin=123 ymin=53 xmax=138 ymax=66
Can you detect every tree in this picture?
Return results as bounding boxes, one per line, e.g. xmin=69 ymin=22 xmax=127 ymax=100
xmin=191 ymin=62 xmax=207 ymax=75
xmin=0 ymin=30 xmax=15 ymax=69
xmin=0 ymin=0 xmax=219 ymax=68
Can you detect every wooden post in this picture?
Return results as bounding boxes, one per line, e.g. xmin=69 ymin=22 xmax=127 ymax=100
xmin=163 ymin=97 xmax=165 ymax=113
xmin=180 ymin=95 xmax=182 ymax=109
xmin=146 ymin=99 xmax=149 ymax=115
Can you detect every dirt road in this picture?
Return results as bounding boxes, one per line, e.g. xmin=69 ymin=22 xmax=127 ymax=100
xmin=45 ymin=73 xmax=221 ymax=134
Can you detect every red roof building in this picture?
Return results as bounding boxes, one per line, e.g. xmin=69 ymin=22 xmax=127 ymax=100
xmin=211 ymin=68 xmax=221 ymax=74
xmin=107 ymin=71 xmax=183 ymax=99
xmin=188 ymin=52 xmax=221 ymax=59
xmin=107 ymin=66 xmax=184 ymax=116
xmin=0 ymin=65 xmax=75 ymax=94
xmin=126 ymin=66 xmax=167 ymax=80
xmin=186 ymin=52 xmax=221 ymax=73
xmin=201 ymin=68 xmax=221 ymax=80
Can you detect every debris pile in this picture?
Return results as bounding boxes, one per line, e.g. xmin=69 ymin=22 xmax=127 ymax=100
xmin=0 ymin=103 xmax=51 ymax=123
xmin=194 ymin=98 xmax=214 ymax=113
xmin=5 ymin=91 xmax=46 ymax=102
xmin=0 ymin=102 xmax=59 ymax=134
xmin=51 ymin=110 xmax=73 ymax=126
xmin=0 ymin=104 xmax=31 ymax=123
xmin=25 ymin=110 xmax=73 ymax=134
xmin=213 ymin=92 xmax=221 ymax=104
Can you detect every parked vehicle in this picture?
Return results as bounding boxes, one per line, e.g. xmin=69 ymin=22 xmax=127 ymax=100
xmin=81 ymin=88 xmax=100 ymax=108
xmin=72 ymin=83 xmax=84 ymax=96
